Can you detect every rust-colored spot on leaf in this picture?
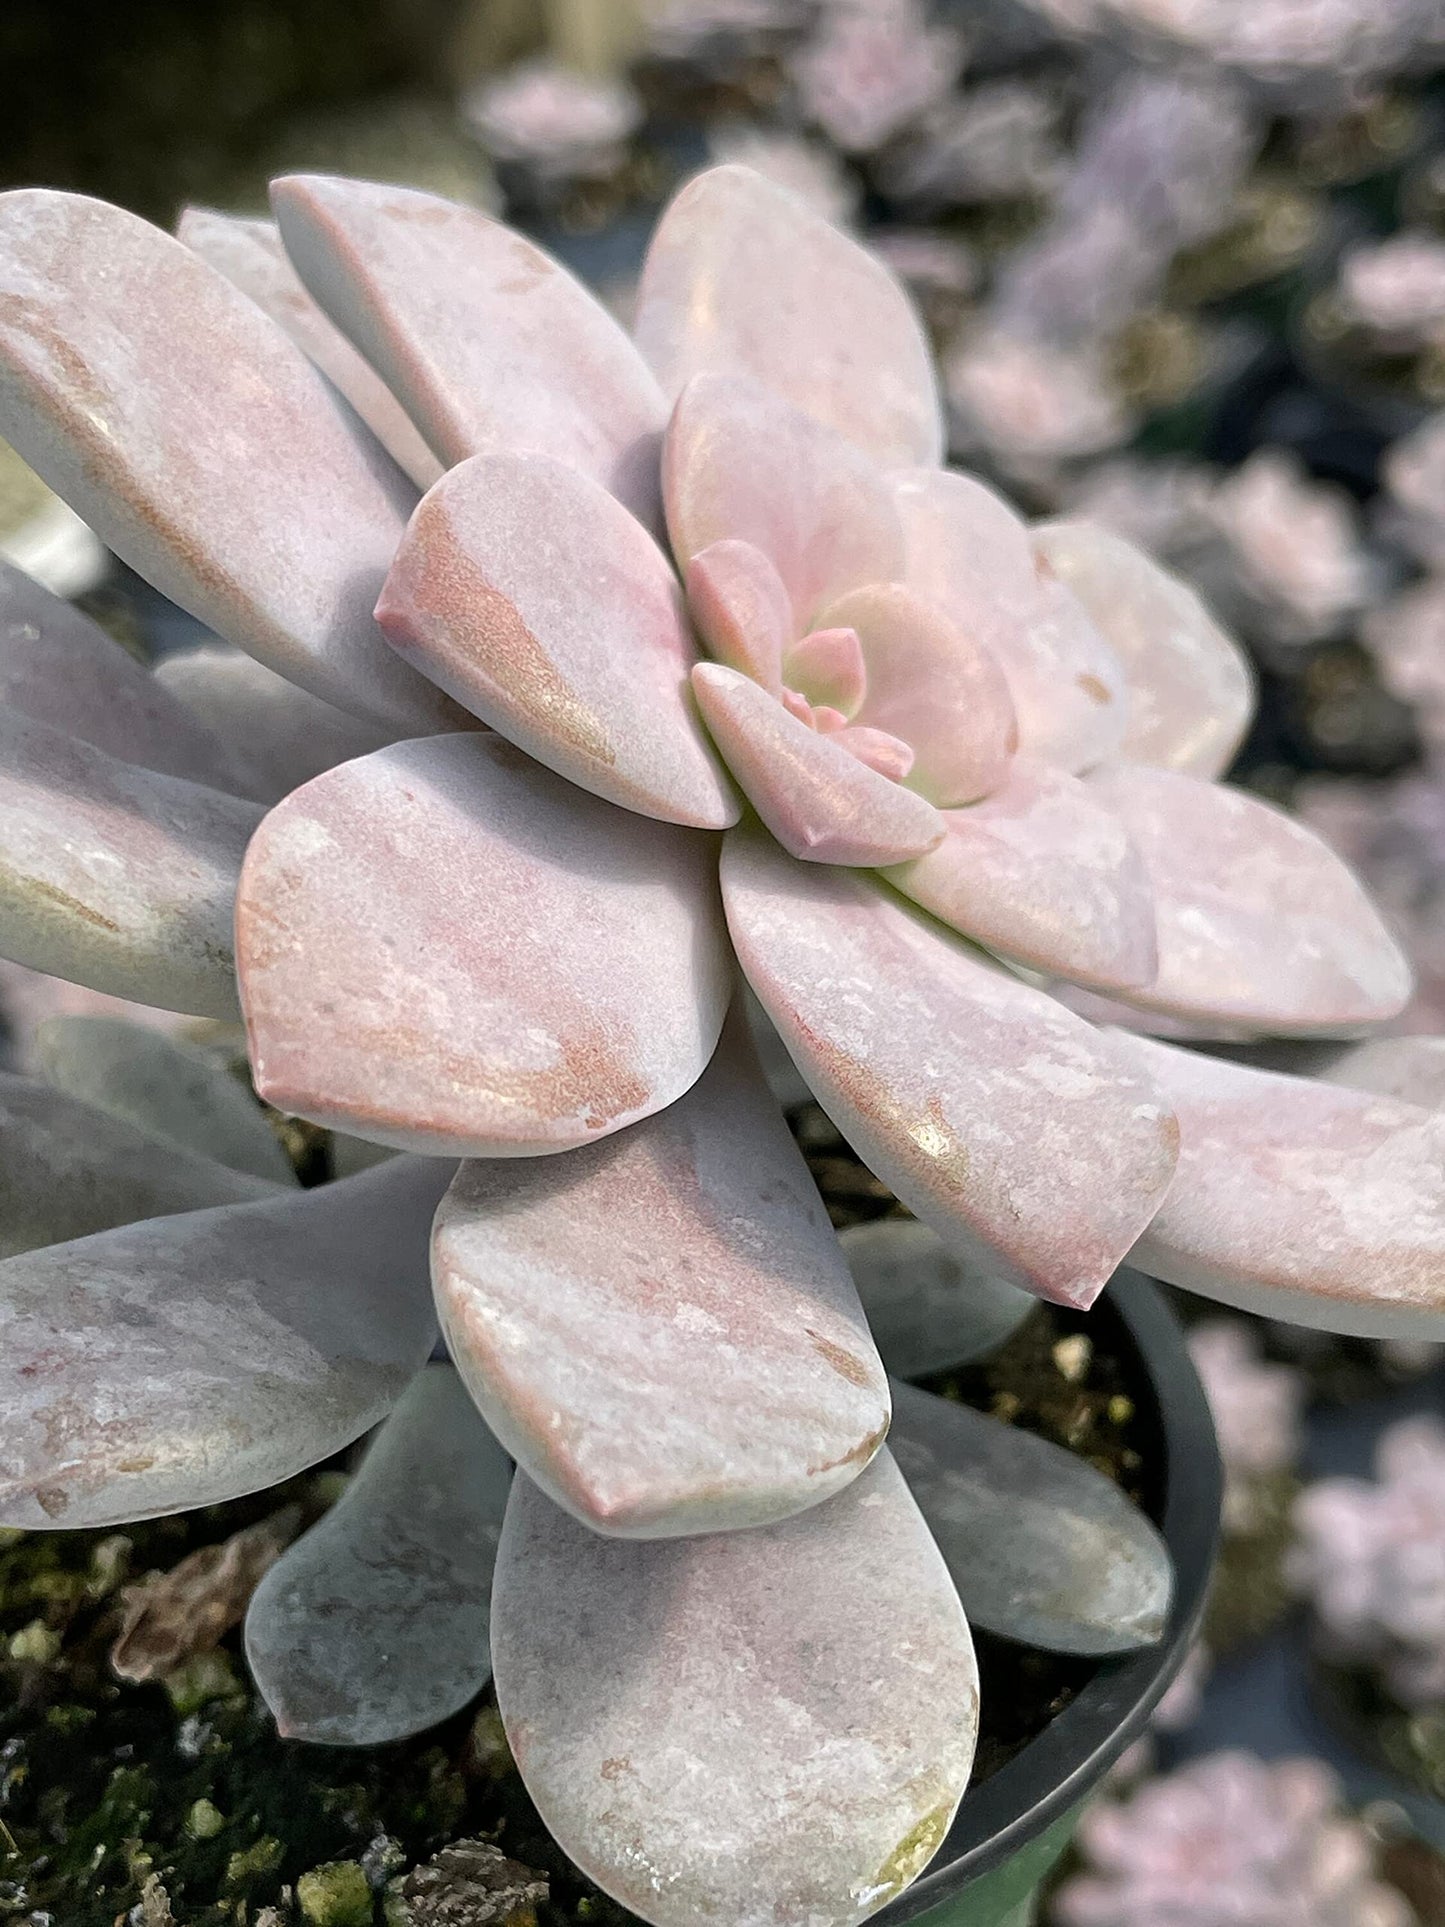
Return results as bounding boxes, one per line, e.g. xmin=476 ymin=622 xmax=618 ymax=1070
xmin=805 ymin=1328 xmax=876 ymax=1390
xmin=22 ymin=876 xmax=121 ymax=934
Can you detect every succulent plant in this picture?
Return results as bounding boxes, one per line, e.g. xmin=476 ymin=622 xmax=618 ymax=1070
xmin=1187 ymin=1320 xmax=1303 ymax=1531
xmin=0 ymin=158 xmax=1443 ymax=1923
xmin=1291 ymin=1413 xmax=1445 ymax=1709
xmin=1052 ymin=1750 xmax=1414 ymax=1927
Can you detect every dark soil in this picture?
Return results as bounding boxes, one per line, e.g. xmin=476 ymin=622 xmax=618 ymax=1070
xmin=0 ymin=1108 xmax=1168 ymax=1926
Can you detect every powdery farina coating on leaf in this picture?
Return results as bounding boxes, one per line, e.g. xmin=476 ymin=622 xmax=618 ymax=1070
xmin=0 ymin=156 xmax=1436 ymax=1925
xmin=434 ymin=1007 xmax=888 ymax=1539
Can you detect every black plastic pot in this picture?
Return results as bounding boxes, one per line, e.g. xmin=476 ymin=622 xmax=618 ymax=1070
xmin=878 ymin=1267 xmax=1223 ymax=1927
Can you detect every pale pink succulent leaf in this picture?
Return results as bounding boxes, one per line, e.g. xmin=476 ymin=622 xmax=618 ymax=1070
xmin=245 ymin=1363 xmax=510 ymax=1745
xmin=433 ymin=1007 xmax=888 ymax=1540
xmin=838 ymin=1218 xmax=1034 ymax=1379
xmin=490 ymin=1453 xmax=978 ymax=1927
xmin=1033 ymin=520 xmax=1255 ymax=779
xmin=0 ymin=1071 xmax=280 ymax=1258
xmin=820 ymin=582 xmax=1017 ymax=807
xmin=1326 ymin=1034 xmax=1445 ymax=1111
xmin=0 ymin=1154 xmax=450 ymax=1529
xmin=892 ymin=468 xmax=1129 ymax=773
xmin=1088 ymin=765 xmax=1413 ymax=1035
xmin=890 ymin=1379 xmax=1172 ymax=1656
xmin=33 ymin=1015 xmax=298 ymax=1185
xmin=1127 ymin=1036 xmax=1445 ymax=1339
xmin=375 ymin=451 xmax=738 ymax=829
xmin=782 ymin=625 xmax=868 ymax=716
xmin=270 ymin=174 xmax=666 ymax=525
xmin=721 ymin=821 xmax=1180 ymax=1307
xmin=153 ymin=644 xmax=397 ymax=807
xmin=684 ymin=539 xmax=791 ymax=691
xmin=0 ymin=710 xmax=262 ymax=1020
xmin=0 ymin=189 xmax=460 ymax=733
xmin=833 ymin=724 xmax=916 ymax=782
xmin=692 ymin=663 xmax=945 ymax=865
xmin=665 ymin=372 xmax=905 ymax=633
xmin=236 ymin=734 xmax=731 ymax=1156
xmin=634 ymin=164 xmax=944 ymax=469
xmin=883 ymin=760 xmax=1159 ymax=994
xmin=0 ymin=561 xmax=244 ymax=793
xmin=176 ymin=205 xmax=444 ymax=490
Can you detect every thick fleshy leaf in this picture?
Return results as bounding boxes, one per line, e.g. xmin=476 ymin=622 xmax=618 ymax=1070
xmin=693 ymin=664 xmax=944 ymax=865
xmin=889 ymin=1380 xmax=1172 ymax=1656
xmin=0 ymin=710 xmax=261 ymax=1019
xmin=883 ymin=760 xmax=1158 ymax=993
xmin=153 ymin=644 xmax=395 ymax=806
xmin=723 ymin=822 xmax=1179 ymax=1308
xmin=0 ymin=1071 xmax=278 ymax=1257
xmin=665 ymin=373 xmax=904 ymax=633
xmin=236 ymin=734 xmax=730 ymax=1156
xmin=1327 ymin=1034 xmax=1445 ymax=1110
xmin=33 ymin=1016 xmax=297 ymax=1184
xmin=784 ymin=626 xmax=868 ymax=717
xmin=0 ymin=189 xmax=458 ymax=732
xmin=376 ymin=452 xmax=736 ymax=828
xmin=634 ymin=164 xmax=943 ymax=470
xmin=0 ymin=561 xmax=238 ymax=790
xmin=1127 ymin=1035 xmax=1445 ymax=1338
xmin=839 ymin=1218 xmax=1034 ymax=1378
xmin=177 ymin=206 xmax=442 ymax=490
xmin=892 ymin=469 xmax=1127 ymax=773
xmin=491 ymin=1453 xmax=978 ymax=1927
xmin=1089 ymin=766 xmax=1412 ymax=1036
xmin=271 ymin=174 xmax=666 ymax=524
xmin=433 ymin=1010 xmax=887 ymax=1539
xmin=1033 ymin=520 xmax=1254 ymax=779
xmin=245 ymin=1364 xmax=510 ymax=1744
xmin=0 ymin=1154 xmax=450 ymax=1528
xmin=684 ymin=539 xmax=791 ymax=691
xmin=821 ymin=582 xmax=1016 ymax=807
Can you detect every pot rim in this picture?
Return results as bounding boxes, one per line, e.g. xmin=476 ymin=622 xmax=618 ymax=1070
xmin=878 ymin=1265 xmax=1222 ymax=1922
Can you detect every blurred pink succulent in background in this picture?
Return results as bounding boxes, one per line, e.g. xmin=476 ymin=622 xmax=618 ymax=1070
xmin=0 ymin=157 xmax=1443 ymax=1922
xmin=1188 ymin=1321 xmax=1303 ymax=1530
xmin=1292 ymin=1414 xmax=1445 ymax=1708
xmin=462 ymin=59 xmax=643 ymax=180
xmin=1338 ymin=233 xmax=1445 ymax=347
xmin=791 ymin=0 xmax=964 ymax=154
xmin=1053 ymin=1751 xmax=1413 ymax=1927
xmin=1205 ymin=448 xmax=1380 ymax=648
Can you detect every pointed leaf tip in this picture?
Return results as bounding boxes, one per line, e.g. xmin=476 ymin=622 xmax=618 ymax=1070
xmin=1128 ymin=1035 xmax=1445 ymax=1339
xmin=723 ymin=822 xmax=1179 ymax=1308
xmin=1089 ymin=766 xmax=1413 ymax=1036
xmin=434 ymin=1008 xmax=887 ymax=1539
xmin=693 ymin=664 xmax=944 ymax=865
xmin=377 ymin=451 xmax=737 ymax=828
